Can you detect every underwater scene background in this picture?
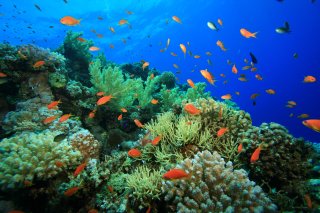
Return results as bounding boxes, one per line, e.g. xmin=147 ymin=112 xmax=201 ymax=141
xmin=0 ymin=0 xmax=319 ymax=212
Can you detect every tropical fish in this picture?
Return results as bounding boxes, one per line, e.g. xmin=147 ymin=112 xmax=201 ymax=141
xmin=170 ymin=52 xmax=177 ymax=56
xmin=128 ymin=148 xmax=141 ymax=157
xmin=54 ymin=133 xmax=68 ymax=142
xmin=302 ymin=119 xmax=320 ymax=132
xmin=118 ymin=114 xmax=123 ymax=121
xmin=89 ymin=46 xmax=100 ymax=51
xmin=33 ymin=60 xmax=45 ymax=68
xmin=142 ymin=62 xmax=149 ymax=71
xmin=64 ymin=186 xmax=80 ymax=197
xmin=242 ymin=65 xmax=252 ymax=70
xmin=249 ymin=52 xmax=258 ymax=64
xmin=275 ymin=21 xmax=291 ymax=34
xmin=240 ymin=28 xmax=258 ymax=38
xmin=217 ymin=127 xmax=228 ymax=137
xmin=304 ymin=194 xmax=313 ymax=209
xmin=166 ymin=38 xmax=170 ymax=49
xmin=88 ymin=110 xmax=96 ymax=119
xmin=163 ymin=168 xmax=189 ymax=180
xmin=151 ymin=99 xmax=158 ymax=104
xmin=232 ymin=64 xmax=238 ymax=74
xmin=200 ymin=69 xmax=216 ymax=85
xmin=207 ymin=59 xmax=212 ymax=65
xmin=250 ymin=145 xmax=262 ymax=163
xmin=287 ymin=101 xmax=297 ymax=106
xmin=121 ymin=108 xmax=127 ymax=112
xmin=47 ymin=100 xmax=61 ymax=109
xmin=221 ymin=94 xmax=232 ymax=100
xmin=76 ymin=37 xmax=86 ymax=42
xmin=250 ymin=93 xmax=260 ymax=99
xmin=43 ymin=115 xmax=57 ymax=124
xmin=55 ymin=161 xmax=64 ymax=168
xmin=265 ymin=89 xmax=276 ymax=95
xmin=298 ymin=114 xmax=309 ymax=119
xmin=118 ymin=19 xmax=128 ymax=25
xmin=173 ymin=64 xmax=179 ymax=69
xmin=34 ymin=4 xmax=41 ymax=11
xmin=194 ymin=55 xmax=201 ymax=59
xmin=303 ymin=75 xmax=316 ymax=83
xmin=172 ymin=16 xmax=182 ymax=24
xmin=216 ymin=40 xmax=227 ymax=51
xmin=179 ymin=44 xmax=186 ymax=57
xmin=59 ymin=113 xmax=72 ymax=122
xmin=134 ymin=119 xmax=144 ymax=128
xmin=255 ymin=74 xmax=263 ymax=80
xmin=187 ymin=79 xmax=195 ymax=88
xmin=60 ymin=16 xmax=81 ymax=26
xmin=184 ymin=103 xmax=201 ymax=115
xmin=109 ymin=27 xmax=115 ymax=33
xmin=207 ymin=21 xmax=218 ymax=31
xmin=152 ymin=135 xmax=161 ymax=146
xmin=74 ymin=162 xmax=86 ymax=177
xmin=217 ymin=18 xmax=223 ymax=26
xmin=238 ymin=143 xmax=243 ymax=153
xmin=96 ymin=91 xmax=105 ymax=96
xmin=97 ymin=95 xmax=113 ymax=106
xmin=205 ymin=51 xmax=212 ymax=56
xmin=293 ymin=53 xmax=298 ymax=59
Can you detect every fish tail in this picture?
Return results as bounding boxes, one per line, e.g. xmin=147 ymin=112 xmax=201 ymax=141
xmin=252 ymin=32 xmax=258 ymax=38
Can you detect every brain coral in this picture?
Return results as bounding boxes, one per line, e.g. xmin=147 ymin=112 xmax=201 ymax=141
xmin=0 ymin=130 xmax=82 ymax=190
xmin=162 ymin=150 xmax=277 ymax=212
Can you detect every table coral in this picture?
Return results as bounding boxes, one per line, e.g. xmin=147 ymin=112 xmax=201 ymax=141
xmin=162 ymin=150 xmax=277 ymax=212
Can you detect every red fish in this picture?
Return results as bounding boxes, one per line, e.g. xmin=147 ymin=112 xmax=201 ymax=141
xmin=151 ymin=99 xmax=158 ymax=104
xmin=172 ymin=16 xmax=182 ymax=24
xmin=60 ymin=16 xmax=81 ymax=26
xmin=64 ymin=186 xmax=80 ymax=197
xmin=163 ymin=168 xmax=189 ymax=180
xmin=0 ymin=72 xmax=7 ymax=77
xmin=184 ymin=103 xmax=201 ymax=115
xmin=47 ymin=100 xmax=61 ymax=109
xmin=43 ymin=115 xmax=57 ymax=124
xmin=152 ymin=135 xmax=161 ymax=146
xmin=128 ymin=148 xmax=141 ymax=158
xmin=59 ymin=113 xmax=72 ymax=122
xmin=302 ymin=119 xmax=320 ymax=133
xmin=118 ymin=114 xmax=123 ymax=121
xmin=74 ymin=162 xmax=87 ymax=177
xmin=238 ymin=143 xmax=243 ymax=153
xmin=33 ymin=60 xmax=45 ymax=68
xmin=134 ymin=119 xmax=144 ymax=128
xmin=250 ymin=146 xmax=262 ymax=163
xmin=97 ymin=95 xmax=113 ymax=105
xmin=217 ymin=127 xmax=228 ymax=137
xmin=304 ymin=194 xmax=312 ymax=209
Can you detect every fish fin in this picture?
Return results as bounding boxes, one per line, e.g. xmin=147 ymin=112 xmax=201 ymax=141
xmin=252 ymin=32 xmax=258 ymax=38
xmin=284 ymin=21 xmax=290 ymax=30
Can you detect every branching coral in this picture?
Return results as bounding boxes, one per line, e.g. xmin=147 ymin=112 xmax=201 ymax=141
xmin=0 ymin=130 xmax=82 ymax=190
xmin=162 ymin=150 xmax=277 ymax=212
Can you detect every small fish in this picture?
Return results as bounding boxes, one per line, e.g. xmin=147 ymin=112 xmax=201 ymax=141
xmin=109 ymin=44 xmax=114 ymax=49
xmin=54 ymin=133 xmax=68 ymax=142
xmin=287 ymin=101 xmax=297 ymax=106
xmin=43 ymin=115 xmax=57 ymax=124
xmin=118 ymin=19 xmax=128 ymax=25
xmin=142 ymin=62 xmax=149 ymax=71
xmin=60 ymin=16 xmax=81 ymax=26
xmin=128 ymin=148 xmax=141 ymax=157
xmin=187 ymin=79 xmax=195 ymax=88
xmin=88 ymin=209 xmax=99 ymax=213
xmin=170 ymin=52 xmax=177 ymax=56
xmin=76 ymin=37 xmax=86 ymax=42
xmin=134 ymin=119 xmax=144 ymax=128
xmin=47 ymin=100 xmax=62 ymax=109
xmin=216 ymin=40 xmax=227 ymax=51
xmin=172 ymin=16 xmax=182 ymax=24
xmin=55 ymin=161 xmax=64 ymax=168
xmin=194 ymin=55 xmax=201 ymax=59
xmin=250 ymin=93 xmax=260 ymax=99
xmin=298 ymin=114 xmax=309 ymax=119
xmin=97 ymin=95 xmax=113 ymax=105
xmin=221 ymin=94 xmax=232 ymax=100
xmin=200 ymin=69 xmax=216 ymax=85
xmin=166 ymin=38 xmax=170 ymax=49
xmin=74 ymin=162 xmax=87 ymax=177
xmin=205 ymin=51 xmax=212 ymax=56
xmin=97 ymin=16 xmax=104 ymax=20
xmin=217 ymin=18 xmax=223 ymax=26
xmin=64 ymin=186 xmax=80 ymax=197
xmin=255 ymin=74 xmax=263 ymax=80
xmin=96 ymin=91 xmax=105 ymax=96
xmin=34 ymin=4 xmax=41 ymax=11
xmin=179 ymin=44 xmax=186 ymax=57
xmin=163 ymin=168 xmax=189 ymax=180
xmin=303 ymin=75 xmax=316 ymax=83
xmin=240 ymin=28 xmax=258 ymax=38
xmin=89 ymin=46 xmax=100 ymax=51
xmin=242 ymin=65 xmax=252 ymax=70
xmin=121 ymin=108 xmax=127 ymax=113
xmin=151 ymin=99 xmax=158 ymax=104
xmin=118 ymin=114 xmax=123 ymax=121
xmin=207 ymin=21 xmax=218 ymax=31
xmin=33 ymin=60 xmax=45 ymax=68
xmin=302 ymin=119 xmax=320 ymax=132
xmin=152 ymin=135 xmax=161 ymax=146
xmin=88 ymin=110 xmax=96 ymax=119
xmin=109 ymin=27 xmax=115 ymax=33
xmin=217 ymin=127 xmax=228 ymax=137
xmin=232 ymin=64 xmax=238 ymax=74
xmin=275 ymin=22 xmax=291 ymax=34
xmin=304 ymin=194 xmax=313 ymax=209
xmin=238 ymin=77 xmax=248 ymax=82
xmin=184 ymin=103 xmax=201 ymax=115
xmin=0 ymin=72 xmax=8 ymax=77
xmin=59 ymin=114 xmax=72 ymax=122
xmin=238 ymin=143 xmax=243 ymax=153
xmin=235 ymin=91 xmax=240 ymax=95
xmin=250 ymin=145 xmax=262 ymax=163
xmin=207 ymin=59 xmax=212 ymax=65
xmin=173 ymin=64 xmax=179 ymax=69
xmin=251 ymin=67 xmax=258 ymax=72
xmin=249 ymin=52 xmax=258 ymax=64
xmin=265 ymin=89 xmax=276 ymax=95
xmin=293 ymin=53 xmax=298 ymax=59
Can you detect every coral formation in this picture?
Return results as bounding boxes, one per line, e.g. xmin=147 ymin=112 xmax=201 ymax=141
xmin=162 ymin=150 xmax=277 ymax=212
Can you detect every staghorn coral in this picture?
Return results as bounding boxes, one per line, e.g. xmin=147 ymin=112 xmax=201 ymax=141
xmin=162 ymin=150 xmax=277 ymax=212
xmin=0 ymin=130 xmax=82 ymax=190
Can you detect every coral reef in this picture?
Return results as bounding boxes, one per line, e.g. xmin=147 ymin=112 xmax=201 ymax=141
xmin=162 ymin=150 xmax=277 ymax=212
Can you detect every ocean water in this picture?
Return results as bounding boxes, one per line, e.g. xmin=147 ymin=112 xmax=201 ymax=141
xmin=2 ymin=0 xmax=318 ymax=142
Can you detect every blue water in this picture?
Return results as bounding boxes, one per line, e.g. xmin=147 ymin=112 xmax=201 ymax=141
xmin=1 ymin=0 xmax=319 ymax=142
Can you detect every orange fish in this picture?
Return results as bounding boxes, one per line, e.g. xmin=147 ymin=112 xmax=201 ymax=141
xmin=216 ymin=40 xmax=227 ymax=51
xmin=235 ymin=91 xmax=240 ymax=95
xmin=238 ymin=77 xmax=248 ymax=82
xmin=173 ymin=64 xmax=179 ymax=69
xmin=97 ymin=95 xmax=113 ymax=105
xmin=55 ymin=161 xmax=64 ymax=168
xmin=232 ymin=64 xmax=238 ymax=74
xmin=150 ymin=73 xmax=154 ymax=79
xmin=304 ymin=194 xmax=312 ymax=209
xmin=47 ymin=100 xmax=62 ymax=109
xmin=128 ymin=148 xmax=141 ymax=158
xmin=302 ymin=119 xmax=320 ymax=133
xmin=0 ymin=72 xmax=7 ymax=77
xmin=152 ymin=135 xmax=161 ymax=146
xmin=59 ymin=113 xmax=72 ymax=122
xmin=43 ymin=115 xmax=57 ymax=124
xmin=238 ymin=143 xmax=243 ymax=153
xmin=33 ymin=60 xmax=45 ymax=68
xmin=217 ymin=127 xmax=228 ymax=137
xmin=255 ymin=74 xmax=263 ymax=80
xmin=88 ymin=209 xmax=99 ymax=213
xmin=217 ymin=18 xmax=223 ymax=26
xmin=250 ymin=93 xmax=260 ymax=99
xmin=287 ymin=101 xmax=297 ymax=106
xmin=250 ymin=145 xmax=262 ymax=163
xmin=221 ymin=94 xmax=232 ymax=100
xmin=109 ymin=26 xmax=115 ymax=33
xmin=242 ymin=65 xmax=252 ymax=70
xmin=109 ymin=44 xmax=114 ymax=49
xmin=265 ymin=89 xmax=276 ymax=95
xmin=118 ymin=19 xmax=128 ymax=25
xmin=251 ymin=67 xmax=257 ymax=72
xmin=187 ymin=79 xmax=195 ymax=88
xmin=88 ymin=110 xmax=96 ymax=119
xmin=121 ymin=108 xmax=127 ymax=113
xmin=184 ymin=103 xmax=201 ymax=115
xmin=151 ymin=99 xmax=158 ymax=104
xmin=172 ymin=16 xmax=182 ymax=24
xmin=200 ymin=69 xmax=216 ymax=85
xmin=240 ymin=28 xmax=258 ymax=38
xmin=96 ymin=91 xmax=105 ymax=96
xmin=303 ymin=75 xmax=316 ymax=83
xmin=74 ymin=162 xmax=86 ymax=177
xmin=134 ymin=119 xmax=144 ymax=128
xmin=298 ymin=114 xmax=309 ymax=119
xmin=194 ymin=55 xmax=201 ymax=59
xmin=170 ymin=52 xmax=177 ymax=56
xmin=64 ymin=186 xmax=80 ymax=197
xmin=118 ymin=114 xmax=123 ymax=120
xmin=89 ymin=46 xmax=100 ymax=51
xmin=163 ymin=168 xmax=189 ymax=180
xmin=179 ymin=44 xmax=186 ymax=57
xmin=142 ymin=62 xmax=149 ymax=71
xmin=60 ymin=16 xmax=81 ymax=26
xmin=76 ymin=37 xmax=86 ymax=42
